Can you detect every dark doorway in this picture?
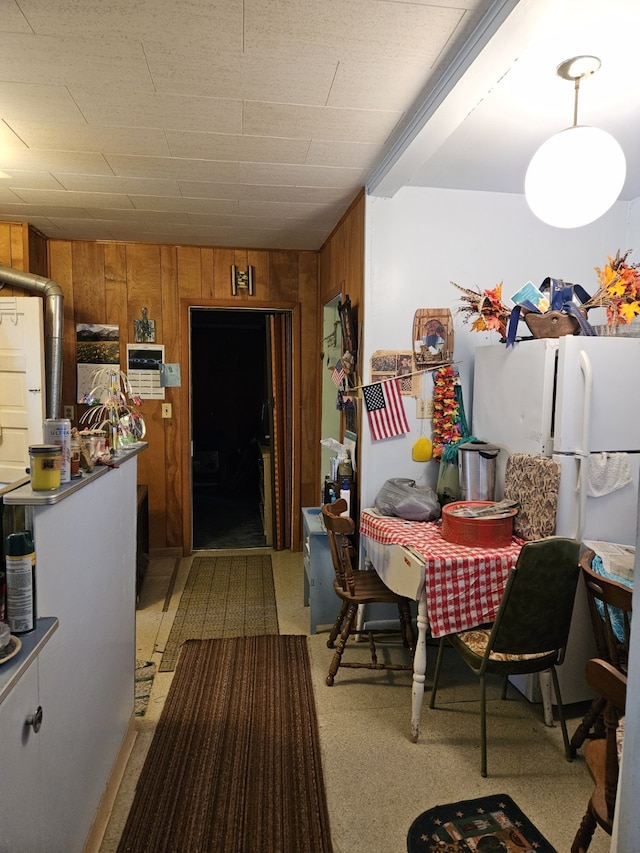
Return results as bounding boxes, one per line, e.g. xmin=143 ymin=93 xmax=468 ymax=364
xmin=190 ymin=309 xmax=273 ymax=549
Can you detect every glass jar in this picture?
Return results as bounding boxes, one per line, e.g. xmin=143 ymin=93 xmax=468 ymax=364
xmin=28 ymin=444 xmax=62 ymax=491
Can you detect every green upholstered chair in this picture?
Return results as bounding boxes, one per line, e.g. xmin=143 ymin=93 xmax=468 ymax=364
xmin=429 ymin=536 xmax=581 ymax=777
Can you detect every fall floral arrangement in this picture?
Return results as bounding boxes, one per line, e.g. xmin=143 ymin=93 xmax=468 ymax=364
xmin=583 ymin=249 xmax=640 ymax=327
xmin=451 ymin=281 xmax=511 ymax=339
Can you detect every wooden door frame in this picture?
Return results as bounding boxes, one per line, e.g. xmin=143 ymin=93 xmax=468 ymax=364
xmin=179 ymin=297 xmax=301 ymax=555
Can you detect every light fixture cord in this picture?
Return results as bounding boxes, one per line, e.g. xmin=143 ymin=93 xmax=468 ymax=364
xmin=573 ymin=77 xmax=580 ymax=127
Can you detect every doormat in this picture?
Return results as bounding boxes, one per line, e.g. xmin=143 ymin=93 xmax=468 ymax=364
xmin=134 ymin=660 xmax=156 ymax=717
xmin=117 ymin=635 xmax=333 ymax=853
xmin=159 ymin=553 xmax=279 ymax=671
xmin=407 ymin=793 xmax=557 ymax=852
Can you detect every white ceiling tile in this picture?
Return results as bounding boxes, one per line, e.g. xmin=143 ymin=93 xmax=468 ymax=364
xmin=0 ymin=149 xmax=113 ymax=174
xmin=71 ymin=90 xmax=243 ymax=135
xmin=0 ymin=122 xmax=28 ymax=150
xmin=166 ymin=131 xmax=310 ymax=163
xmin=146 ymin=47 xmax=338 ymax=106
xmin=0 ymin=187 xmax=24 ymax=203
xmin=15 ymin=0 xmax=243 ymax=46
xmin=0 ymin=170 xmax=66 ymax=190
xmin=243 ymin=101 xmax=401 ymax=145
xmin=0 ymin=203 xmax=93 ymax=219
xmin=4 ymin=2 xmax=33 ymax=32
xmin=106 ymin=155 xmax=238 ymax=183
xmin=305 ymin=139 xmax=379 ymax=169
xmin=10 ymin=188 xmax=134 ymax=209
xmin=327 ymin=60 xmax=436 ymax=111
xmin=0 ymin=33 xmax=154 ymax=90
xmin=239 ymin=162 xmax=363 ymax=189
xmin=177 ymin=181 xmax=354 ymax=205
xmin=0 ymin=82 xmax=86 ymax=124
xmin=243 ymin=0 xmax=463 ymax=62
xmin=128 ymin=195 xmax=239 ymax=216
xmin=83 ymin=208 xmax=191 ymax=225
xmin=7 ymin=121 xmax=171 ymax=157
xmin=55 ymin=174 xmax=181 ymax=196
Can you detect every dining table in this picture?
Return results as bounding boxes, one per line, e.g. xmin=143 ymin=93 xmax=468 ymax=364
xmin=359 ymin=508 xmax=524 ymax=742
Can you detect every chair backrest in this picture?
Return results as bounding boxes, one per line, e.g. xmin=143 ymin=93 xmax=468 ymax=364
xmin=489 ymin=536 xmax=581 ymax=658
xmin=585 ymin=658 xmax=627 ymax=823
xmin=580 ymin=551 xmax=632 ymax=673
xmin=322 ymin=500 xmax=356 ymax=595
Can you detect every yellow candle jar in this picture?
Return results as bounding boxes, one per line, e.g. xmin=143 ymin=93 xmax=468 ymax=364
xmin=29 ymin=444 xmax=62 ymax=491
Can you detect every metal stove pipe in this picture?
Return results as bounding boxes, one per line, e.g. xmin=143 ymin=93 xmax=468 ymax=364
xmin=0 ymin=264 xmax=64 ymax=419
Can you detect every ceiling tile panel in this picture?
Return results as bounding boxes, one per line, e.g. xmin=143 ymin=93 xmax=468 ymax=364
xmin=106 ymin=155 xmax=238 ymax=183
xmin=166 ymin=130 xmax=310 ymax=164
xmin=10 ymin=188 xmax=135 ymax=209
xmin=0 ymin=170 xmax=65 ymax=190
xmin=239 ymin=162 xmax=363 ymax=189
xmin=128 ymin=195 xmax=240 ymax=216
xmin=71 ymin=90 xmax=243 ymax=135
xmin=6 ymin=121 xmax=171 ymax=157
xmin=0 ymin=82 xmax=86 ymax=124
xmin=55 ymin=174 xmax=182 ymax=196
xmin=0 ymin=149 xmax=113 ymax=174
xmin=244 ymin=101 xmax=401 ymax=144
xmin=177 ymin=181 xmax=354 ymax=205
xmin=305 ymin=139 xmax=380 ymax=169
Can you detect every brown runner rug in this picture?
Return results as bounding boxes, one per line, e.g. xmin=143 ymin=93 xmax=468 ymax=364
xmin=118 ymin=635 xmax=333 ymax=853
xmin=159 ymin=553 xmax=279 ymax=671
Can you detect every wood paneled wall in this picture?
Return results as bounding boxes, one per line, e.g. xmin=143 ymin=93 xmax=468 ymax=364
xmin=0 ymin=201 xmax=366 ymax=554
xmin=318 ymin=190 xmax=365 ymax=515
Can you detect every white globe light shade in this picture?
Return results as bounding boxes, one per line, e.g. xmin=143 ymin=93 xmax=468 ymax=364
xmin=525 ymin=125 xmax=626 ymax=228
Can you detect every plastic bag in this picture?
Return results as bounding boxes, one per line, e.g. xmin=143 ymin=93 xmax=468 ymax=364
xmin=374 ymin=478 xmax=441 ymax=522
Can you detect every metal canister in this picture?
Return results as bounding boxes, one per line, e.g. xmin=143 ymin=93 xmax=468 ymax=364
xmin=5 ymin=531 xmax=36 ymax=634
xmin=44 ymin=418 xmax=72 ymax=483
xmin=457 ymin=440 xmax=500 ymax=501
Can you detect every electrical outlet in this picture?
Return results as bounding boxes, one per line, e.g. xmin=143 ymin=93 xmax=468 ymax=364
xmin=162 ymin=403 xmax=172 ymax=418
xmin=63 ymin=405 xmax=75 ymax=421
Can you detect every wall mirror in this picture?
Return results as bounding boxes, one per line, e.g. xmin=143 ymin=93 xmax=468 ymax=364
xmin=320 ymin=293 xmax=342 ymax=487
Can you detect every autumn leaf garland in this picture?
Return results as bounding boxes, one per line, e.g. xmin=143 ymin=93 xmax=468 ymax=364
xmin=432 ymin=365 xmax=464 ymax=460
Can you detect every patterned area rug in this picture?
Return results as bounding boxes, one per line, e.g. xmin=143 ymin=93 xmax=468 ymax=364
xmin=117 ymin=635 xmax=333 ymax=853
xmin=159 ymin=553 xmax=279 ymax=672
xmin=407 ymin=794 xmax=557 ymax=852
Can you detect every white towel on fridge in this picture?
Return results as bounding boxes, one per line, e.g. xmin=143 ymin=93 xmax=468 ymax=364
xmin=587 ymin=452 xmax=632 ymax=497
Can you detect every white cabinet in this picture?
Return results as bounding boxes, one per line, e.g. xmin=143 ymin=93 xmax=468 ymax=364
xmin=2 ymin=447 xmax=142 ymax=851
xmin=302 ymin=508 xmax=339 ymax=634
xmin=0 ymin=618 xmax=58 ymax=853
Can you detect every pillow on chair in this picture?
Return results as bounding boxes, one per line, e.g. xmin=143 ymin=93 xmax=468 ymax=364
xmin=504 ymin=454 xmax=560 ymax=540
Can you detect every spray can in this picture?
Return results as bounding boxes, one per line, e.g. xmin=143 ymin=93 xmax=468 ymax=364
xmin=5 ymin=531 xmax=36 ymax=634
xmin=44 ymin=418 xmax=72 ymax=483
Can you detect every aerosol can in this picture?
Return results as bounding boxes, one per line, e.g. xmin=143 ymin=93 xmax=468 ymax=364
xmin=5 ymin=531 xmax=36 ymax=634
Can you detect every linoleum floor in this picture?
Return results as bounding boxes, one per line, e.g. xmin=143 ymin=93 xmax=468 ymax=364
xmin=98 ymin=550 xmax=610 ymax=853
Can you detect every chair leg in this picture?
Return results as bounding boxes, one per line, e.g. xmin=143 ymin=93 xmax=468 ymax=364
xmin=428 ymin=638 xmax=446 ymax=709
xmin=398 ymin=601 xmax=416 ymax=650
xmin=551 ymin=666 xmax=572 ymax=762
xmin=326 ymin=602 xmax=358 ymax=686
xmin=327 ymin=601 xmax=349 ymax=649
xmin=571 ymin=806 xmax=597 ymax=852
xmin=501 ymin=673 xmax=509 ymax=700
xmin=480 ymin=673 xmax=488 ymax=777
xmin=569 ymin=695 xmax=606 ymax=758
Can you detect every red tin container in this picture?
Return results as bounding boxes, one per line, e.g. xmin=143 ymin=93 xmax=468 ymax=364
xmin=441 ymin=501 xmax=517 ymax=548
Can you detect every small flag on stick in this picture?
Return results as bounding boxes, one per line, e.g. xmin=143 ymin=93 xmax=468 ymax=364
xmin=331 ymin=359 xmax=345 ymax=387
xmin=362 ymin=378 xmax=410 ymax=441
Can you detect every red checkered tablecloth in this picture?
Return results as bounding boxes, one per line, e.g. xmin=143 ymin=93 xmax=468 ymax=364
xmin=360 ymin=510 xmax=523 ymax=638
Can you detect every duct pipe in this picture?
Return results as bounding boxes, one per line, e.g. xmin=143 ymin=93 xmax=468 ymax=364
xmin=0 ymin=264 xmax=64 ymax=419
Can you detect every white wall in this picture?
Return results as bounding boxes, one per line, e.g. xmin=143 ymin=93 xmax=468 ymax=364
xmin=362 ymin=185 xmax=630 ymax=506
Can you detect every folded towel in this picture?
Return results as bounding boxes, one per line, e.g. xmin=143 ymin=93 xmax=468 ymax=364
xmin=587 ymin=452 xmax=632 ymax=497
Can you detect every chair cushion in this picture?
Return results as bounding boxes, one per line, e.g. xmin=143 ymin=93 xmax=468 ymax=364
xmin=504 ymin=453 xmax=560 ymax=540
xmin=457 ymin=628 xmax=554 ymax=662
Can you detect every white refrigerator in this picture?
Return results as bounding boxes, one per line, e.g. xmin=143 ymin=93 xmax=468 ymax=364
xmin=472 ymin=335 xmax=640 ymax=704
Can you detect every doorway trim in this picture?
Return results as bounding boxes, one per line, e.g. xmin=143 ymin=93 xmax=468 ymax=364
xmin=179 ymin=297 xmax=301 ymax=556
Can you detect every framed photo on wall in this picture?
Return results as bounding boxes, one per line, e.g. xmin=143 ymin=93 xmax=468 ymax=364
xmin=412 ymin=308 xmax=454 ymax=370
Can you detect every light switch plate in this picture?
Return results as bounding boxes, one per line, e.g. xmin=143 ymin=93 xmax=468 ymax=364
xmin=162 ymin=403 xmax=172 ymax=418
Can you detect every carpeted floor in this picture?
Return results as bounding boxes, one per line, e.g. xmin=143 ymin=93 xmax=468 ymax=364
xmin=117 ymin=635 xmax=333 ymax=853
xmin=407 ymin=793 xmax=558 ymax=851
xmin=159 ymin=553 xmax=279 ymax=671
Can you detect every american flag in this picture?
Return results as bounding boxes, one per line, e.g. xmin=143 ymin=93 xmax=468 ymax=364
xmin=331 ymin=359 xmax=345 ymax=387
xmin=362 ymin=378 xmax=410 ymax=441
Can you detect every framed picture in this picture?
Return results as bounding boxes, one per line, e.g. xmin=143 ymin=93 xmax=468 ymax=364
xmin=338 ymin=295 xmax=358 ymax=388
xmin=412 ymin=308 xmax=454 ymax=370
xmin=370 ymin=350 xmax=420 ymax=396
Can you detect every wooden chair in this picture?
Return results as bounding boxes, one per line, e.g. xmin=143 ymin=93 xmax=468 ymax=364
xmin=429 ymin=536 xmax=581 ymax=777
xmin=321 ymin=500 xmax=415 ymax=687
xmin=569 ymin=551 xmax=632 ymax=758
xmin=571 ymin=659 xmax=627 ymax=852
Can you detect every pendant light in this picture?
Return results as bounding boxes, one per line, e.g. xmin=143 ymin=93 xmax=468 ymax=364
xmin=525 ymin=56 xmax=626 ymax=229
